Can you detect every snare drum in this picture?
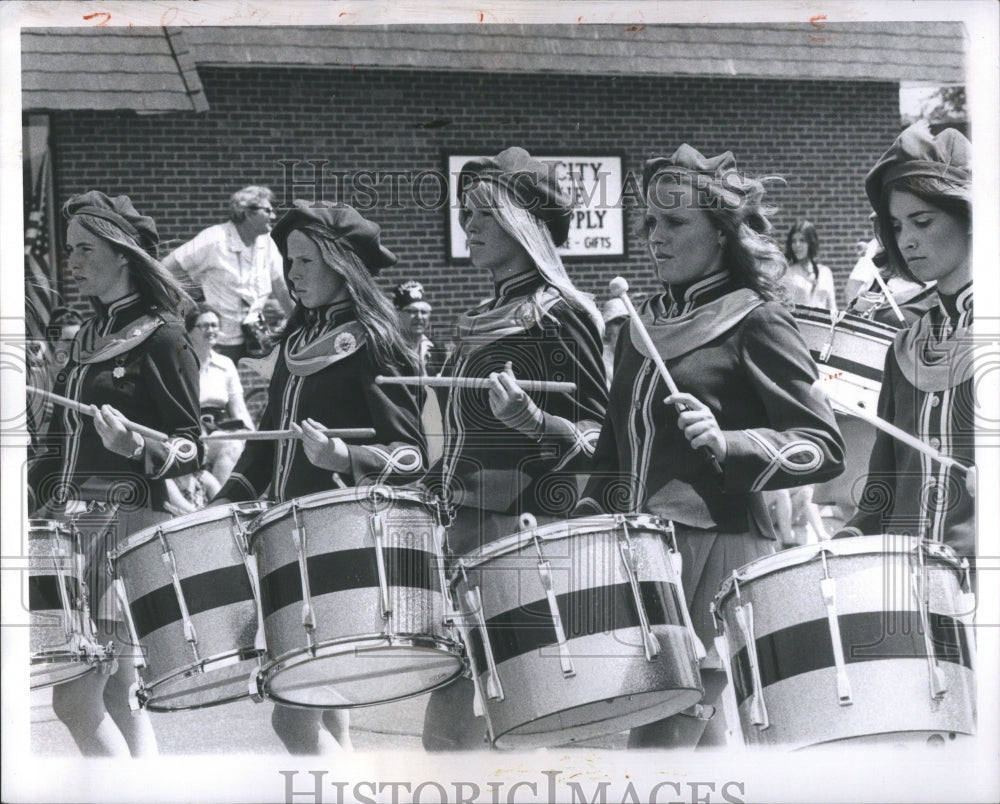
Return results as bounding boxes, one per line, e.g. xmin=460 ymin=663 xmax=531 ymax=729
xmin=29 ymin=519 xmax=109 ymax=689
xmin=712 ymin=535 xmax=976 ymax=749
xmin=248 ymin=487 xmax=464 ymax=708
xmin=108 ymin=502 xmax=267 ymax=710
xmin=794 ymin=306 xmax=897 ymax=512
xmin=451 ymin=514 xmax=704 ymax=750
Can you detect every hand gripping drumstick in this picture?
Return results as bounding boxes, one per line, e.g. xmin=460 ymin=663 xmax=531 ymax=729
xmin=609 ymin=277 xmax=725 ymax=479
xmin=375 ymin=375 xmax=577 ymax=394
xmin=811 ymin=379 xmax=970 ymax=475
xmin=26 ymin=385 xmax=169 ymax=443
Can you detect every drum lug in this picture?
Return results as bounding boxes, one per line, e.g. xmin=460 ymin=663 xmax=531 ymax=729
xmin=290 ymin=504 xmax=317 ymax=647
xmin=248 ymin=665 xmax=266 ymax=703
xmin=535 ymin=552 xmax=575 ymax=678
xmin=370 ymin=514 xmax=393 ymax=621
xmin=912 ymin=547 xmax=948 ymax=700
xmin=662 ymin=524 xmax=707 ymax=662
xmin=733 ymin=602 xmax=769 ymax=729
xmin=819 ymin=310 xmax=845 ymax=363
xmin=614 ymin=526 xmax=661 ymax=661
xmin=819 ymin=577 xmax=853 ymax=706
xmin=158 ymin=530 xmax=201 ymax=661
xmin=128 ymin=679 xmax=148 ymax=712
xmin=459 ymin=569 xmax=504 ymax=701
xmin=113 ymin=578 xmax=147 ymax=670
xmin=714 ymin=632 xmax=746 ymax=748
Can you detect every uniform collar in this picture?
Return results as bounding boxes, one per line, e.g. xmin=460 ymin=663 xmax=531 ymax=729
xmin=658 ymin=270 xmax=735 ymax=318
xmin=90 ymin=292 xmax=143 ymax=331
xmin=937 ymin=280 xmax=973 ymax=324
xmin=305 ymin=299 xmax=356 ymax=330
xmin=490 ymin=269 xmax=544 ymax=308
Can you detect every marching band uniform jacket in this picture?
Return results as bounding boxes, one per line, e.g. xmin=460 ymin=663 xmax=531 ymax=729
xmin=28 ymin=292 xmax=203 ymax=513
xmin=218 ymin=301 xmax=426 ymax=504
xmin=841 ymin=283 xmax=975 ymax=560
xmin=439 ymin=272 xmax=608 ymax=524
xmin=578 ymin=271 xmax=845 ymax=532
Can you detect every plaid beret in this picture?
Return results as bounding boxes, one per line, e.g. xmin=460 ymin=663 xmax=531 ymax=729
xmin=62 ymin=190 xmax=159 ymax=256
xmin=865 ymin=122 xmax=971 ymax=211
xmin=271 ymin=200 xmax=397 ymax=275
xmin=458 ymin=147 xmax=574 ymax=246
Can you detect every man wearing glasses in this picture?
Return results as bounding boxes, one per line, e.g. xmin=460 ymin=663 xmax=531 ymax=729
xmin=163 ymin=185 xmax=294 ymax=362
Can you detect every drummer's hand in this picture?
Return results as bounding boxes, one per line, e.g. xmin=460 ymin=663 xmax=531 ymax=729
xmin=488 ymin=362 xmax=543 ymax=437
xmin=664 ymin=392 xmax=727 ymax=463
xmin=964 ymin=465 xmax=977 ymax=498
xmin=294 ymin=418 xmax=350 ymax=472
xmin=92 ymin=404 xmax=145 ymax=459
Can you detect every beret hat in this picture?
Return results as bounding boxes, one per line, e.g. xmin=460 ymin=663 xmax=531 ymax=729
xmin=642 ymin=144 xmax=739 ymax=201
xmin=271 ymin=200 xmax=397 ymax=275
xmin=458 ymin=147 xmax=574 ymax=246
xmin=62 ymin=190 xmax=160 ymax=257
xmin=865 ymin=121 xmax=971 ymax=211
xmin=393 ymin=280 xmax=430 ymax=310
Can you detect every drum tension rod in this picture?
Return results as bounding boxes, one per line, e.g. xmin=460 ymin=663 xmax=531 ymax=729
xmin=232 ymin=509 xmax=267 ymax=654
xmin=459 ymin=563 xmax=504 ymax=701
xmin=733 ymin=578 xmax=770 ymax=729
xmin=290 ymin=504 xmax=317 ymax=652
xmin=157 ymin=528 xmax=201 ymax=664
xmin=50 ymin=540 xmax=75 ymax=642
xmin=912 ymin=544 xmax=948 ymax=700
xmin=451 ymin=563 xmax=497 ymax=741
xmin=370 ymin=513 xmax=393 ymax=622
xmin=819 ymin=310 xmax=849 ymax=363
xmin=664 ymin=522 xmax=707 ymax=662
xmin=819 ymin=548 xmax=853 ymax=706
xmin=530 ymin=526 xmax=575 ymax=678
xmin=615 ymin=519 xmax=661 ymax=662
xmin=712 ymin=597 xmax=746 ymax=748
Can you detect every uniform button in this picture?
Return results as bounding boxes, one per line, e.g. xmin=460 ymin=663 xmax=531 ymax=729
xmin=635 ymin=399 xmax=643 ymax=410
xmin=929 ymin=395 xmax=940 ymax=407
xmin=929 ymin=437 xmax=941 ymax=449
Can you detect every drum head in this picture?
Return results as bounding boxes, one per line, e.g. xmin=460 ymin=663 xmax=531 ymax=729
xmin=141 ymin=651 xmax=262 ymax=711
xmin=262 ymin=637 xmax=463 ymax=708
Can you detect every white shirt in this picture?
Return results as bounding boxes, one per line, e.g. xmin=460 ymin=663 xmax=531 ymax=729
xmin=167 ymin=221 xmax=288 ymax=346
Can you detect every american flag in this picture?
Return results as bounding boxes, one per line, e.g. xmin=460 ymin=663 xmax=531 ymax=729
xmin=24 ymin=152 xmax=56 ymax=341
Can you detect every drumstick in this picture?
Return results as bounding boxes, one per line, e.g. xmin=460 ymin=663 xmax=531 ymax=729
xmin=868 ymin=270 xmax=906 ymax=324
xmin=203 ymin=428 xmax=376 ymax=442
xmin=609 ymin=277 xmax=725 ymax=479
xmin=811 ymin=380 xmax=970 ymax=475
xmin=374 ymin=375 xmax=577 ymax=393
xmin=26 ymin=384 xmax=169 ymax=443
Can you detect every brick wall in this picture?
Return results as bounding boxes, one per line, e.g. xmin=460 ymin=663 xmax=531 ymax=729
xmin=50 ymin=66 xmax=900 ymax=331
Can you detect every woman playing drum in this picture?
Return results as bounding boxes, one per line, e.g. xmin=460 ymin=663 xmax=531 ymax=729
xmin=214 ymin=201 xmax=426 ymax=754
xmin=27 ymin=191 xmax=202 ymax=757
xmin=576 ymin=145 xmax=845 ymax=749
xmin=836 ymin=123 xmax=974 ymax=562
xmin=422 ymin=147 xmax=609 ymax=750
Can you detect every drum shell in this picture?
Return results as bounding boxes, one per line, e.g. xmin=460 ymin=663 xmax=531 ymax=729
xmin=713 ymin=535 xmax=976 ymax=748
xmin=109 ymin=503 xmax=266 ymax=710
xmin=29 ymin=520 xmax=97 ymax=688
xmin=249 ymin=488 xmax=463 ymax=708
xmin=453 ymin=515 xmax=703 ymax=749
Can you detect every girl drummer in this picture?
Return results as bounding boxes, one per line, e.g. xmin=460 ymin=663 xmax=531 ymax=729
xmin=422 ymin=146 xmax=609 ymax=750
xmin=837 ymin=123 xmax=974 ymax=561
xmin=27 ymin=191 xmax=202 ymax=757
xmin=576 ymin=145 xmax=845 ymax=749
xmin=214 ymin=201 xmax=426 ymax=754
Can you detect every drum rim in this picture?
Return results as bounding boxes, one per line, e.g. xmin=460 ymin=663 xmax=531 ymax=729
xmin=138 ymin=645 xmax=264 ymax=710
xmin=455 ymin=513 xmax=671 ymax=568
xmin=248 ymin=485 xmax=435 ymax=532
xmin=712 ymin=534 xmax=964 ymax=607
xmin=791 ymin=303 xmax=900 ymax=339
xmin=258 ymin=633 xmax=465 ymax=709
xmin=109 ymin=500 xmax=270 ymax=560
xmin=28 ymin=519 xmax=72 ymax=537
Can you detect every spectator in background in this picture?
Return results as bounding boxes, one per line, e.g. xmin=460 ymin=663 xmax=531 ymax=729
xmin=601 ymin=296 xmax=629 ymax=383
xmin=162 ymin=186 xmax=294 ymax=363
xmin=783 ymin=219 xmax=837 ymax=313
xmin=393 ymin=280 xmax=448 ymax=376
xmin=185 ymin=304 xmax=254 ymax=486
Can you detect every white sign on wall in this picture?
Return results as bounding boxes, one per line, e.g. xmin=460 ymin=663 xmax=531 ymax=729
xmin=447 ymin=154 xmax=625 ymax=261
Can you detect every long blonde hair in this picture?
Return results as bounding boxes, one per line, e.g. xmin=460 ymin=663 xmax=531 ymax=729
xmin=462 ymin=180 xmax=604 ymax=335
xmin=283 ymin=227 xmax=415 ymax=371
